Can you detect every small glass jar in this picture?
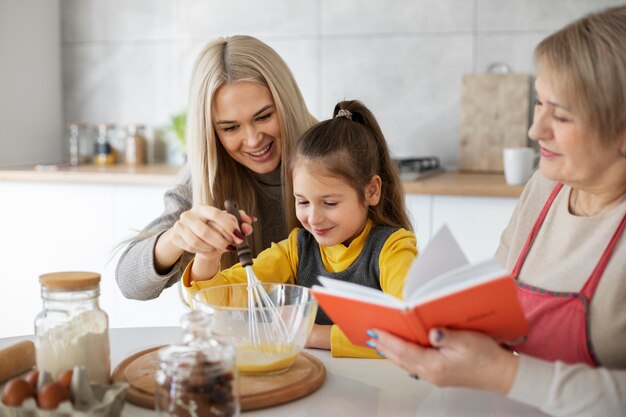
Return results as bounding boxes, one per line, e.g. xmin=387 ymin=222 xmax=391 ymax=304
xmin=68 ymin=123 xmax=82 ymax=166
xmin=67 ymin=123 xmax=93 ymax=166
xmin=124 ymin=124 xmax=146 ymax=165
xmin=155 ymin=310 xmax=239 ymax=417
xmin=34 ymin=272 xmax=110 ymax=384
xmin=93 ymin=124 xmax=116 ymax=165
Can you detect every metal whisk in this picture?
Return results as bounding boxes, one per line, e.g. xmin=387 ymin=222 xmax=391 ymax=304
xmin=225 ymin=200 xmax=289 ymax=354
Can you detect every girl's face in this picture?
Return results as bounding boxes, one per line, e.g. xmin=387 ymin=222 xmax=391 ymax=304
xmin=530 ymin=73 xmax=625 ymax=189
xmin=212 ymin=81 xmax=282 ymax=174
xmin=293 ymin=163 xmax=381 ymax=247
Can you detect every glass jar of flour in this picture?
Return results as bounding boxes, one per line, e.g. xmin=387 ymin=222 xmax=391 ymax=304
xmin=35 ymin=272 xmax=110 ymax=384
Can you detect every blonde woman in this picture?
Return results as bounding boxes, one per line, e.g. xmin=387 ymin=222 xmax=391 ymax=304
xmin=116 ymin=36 xmax=316 ymax=300
xmin=368 ymin=6 xmax=626 ymax=416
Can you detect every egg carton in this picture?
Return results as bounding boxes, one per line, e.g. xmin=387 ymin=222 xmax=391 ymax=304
xmin=0 ymin=367 xmax=128 ymax=417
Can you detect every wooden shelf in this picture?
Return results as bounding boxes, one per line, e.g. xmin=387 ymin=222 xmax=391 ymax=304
xmin=402 ymin=171 xmax=525 ymax=197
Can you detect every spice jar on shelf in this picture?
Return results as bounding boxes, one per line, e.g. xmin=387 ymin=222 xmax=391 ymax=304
xmin=94 ymin=123 xmax=116 ymax=165
xmin=34 ymin=272 xmax=111 ymax=384
xmin=124 ymin=124 xmax=146 ymax=165
xmin=67 ymin=123 xmax=89 ymax=166
xmin=155 ymin=310 xmax=239 ymax=417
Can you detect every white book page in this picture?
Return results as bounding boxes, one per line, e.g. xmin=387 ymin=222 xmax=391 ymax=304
xmin=402 ymin=225 xmax=469 ymax=299
xmin=405 ymin=258 xmax=507 ymax=305
xmin=315 ymin=276 xmax=406 ymax=309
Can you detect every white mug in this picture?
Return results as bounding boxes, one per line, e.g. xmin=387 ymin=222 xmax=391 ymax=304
xmin=503 ymin=147 xmax=536 ymax=185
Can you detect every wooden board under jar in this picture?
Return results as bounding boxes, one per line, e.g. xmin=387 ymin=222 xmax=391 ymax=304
xmin=111 ymin=346 xmax=326 ymax=411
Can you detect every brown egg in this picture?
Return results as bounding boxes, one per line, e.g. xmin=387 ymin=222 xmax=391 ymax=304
xmin=24 ymin=370 xmax=39 ymax=389
xmin=1 ymin=378 xmax=35 ymax=406
xmin=37 ymin=382 xmax=70 ymax=410
xmin=57 ymin=369 xmax=73 ymax=391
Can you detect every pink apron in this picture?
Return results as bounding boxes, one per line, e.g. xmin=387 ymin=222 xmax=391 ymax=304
xmin=511 ymin=183 xmax=626 ymax=366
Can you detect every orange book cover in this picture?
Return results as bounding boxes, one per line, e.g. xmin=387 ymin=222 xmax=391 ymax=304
xmin=311 ymin=226 xmax=528 ymax=347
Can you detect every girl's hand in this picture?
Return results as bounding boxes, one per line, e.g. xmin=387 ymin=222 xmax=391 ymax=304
xmin=306 ymin=324 xmax=332 ymax=350
xmin=370 ymin=328 xmax=519 ymax=395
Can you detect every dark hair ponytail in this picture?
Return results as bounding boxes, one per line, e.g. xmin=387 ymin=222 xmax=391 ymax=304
xmin=291 ymin=100 xmax=412 ymax=231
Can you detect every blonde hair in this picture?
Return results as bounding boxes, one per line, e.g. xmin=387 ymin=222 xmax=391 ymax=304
xmin=535 ymin=5 xmax=626 ymax=145
xmin=187 ymin=35 xmax=316 ymax=266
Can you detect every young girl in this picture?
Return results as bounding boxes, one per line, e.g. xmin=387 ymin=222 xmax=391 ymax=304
xmin=183 ymin=100 xmax=418 ymax=358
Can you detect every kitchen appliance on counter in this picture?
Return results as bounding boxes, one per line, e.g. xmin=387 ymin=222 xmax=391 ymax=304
xmin=394 ymin=156 xmax=443 ymax=181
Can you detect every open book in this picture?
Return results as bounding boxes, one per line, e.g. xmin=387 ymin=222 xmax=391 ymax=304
xmin=310 ymin=226 xmax=528 ymax=347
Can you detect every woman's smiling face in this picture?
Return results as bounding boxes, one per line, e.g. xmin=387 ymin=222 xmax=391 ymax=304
xmin=529 ymin=73 xmax=625 ymax=189
xmin=212 ymin=81 xmax=282 ymax=174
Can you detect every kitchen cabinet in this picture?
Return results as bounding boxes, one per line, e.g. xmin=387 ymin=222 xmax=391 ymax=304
xmin=0 ymin=181 xmax=187 ymax=339
xmin=431 ymin=195 xmax=517 ymax=261
xmin=407 ymin=194 xmax=517 ymax=261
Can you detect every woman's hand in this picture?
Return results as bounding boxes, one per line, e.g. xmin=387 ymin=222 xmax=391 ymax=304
xmin=154 ymin=205 xmax=254 ymax=274
xmin=370 ymin=328 xmax=519 ymax=395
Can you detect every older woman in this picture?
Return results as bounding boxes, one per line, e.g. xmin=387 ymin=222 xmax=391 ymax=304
xmin=369 ymin=5 xmax=626 ymax=417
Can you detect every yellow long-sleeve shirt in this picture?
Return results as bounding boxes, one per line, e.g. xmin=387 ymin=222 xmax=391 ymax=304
xmin=183 ymin=219 xmax=417 ymax=358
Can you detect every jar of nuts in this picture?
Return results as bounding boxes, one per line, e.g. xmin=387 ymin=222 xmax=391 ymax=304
xmin=155 ymin=310 xmax=239 ymax=417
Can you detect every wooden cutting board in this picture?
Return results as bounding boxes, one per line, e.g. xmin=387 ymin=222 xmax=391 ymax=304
xmin=111 ymin=346 xmax=325 ymax=411
xmin=459 ymin=73 xmax=531 ymax=173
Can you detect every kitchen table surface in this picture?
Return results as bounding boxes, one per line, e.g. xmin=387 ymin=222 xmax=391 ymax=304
xmin=0 ymin=328 xmax=547 ymax=416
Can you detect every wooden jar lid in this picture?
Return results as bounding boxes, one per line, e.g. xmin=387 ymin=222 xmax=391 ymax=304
xmin=39 ymin=271 xmax=101 ymax=289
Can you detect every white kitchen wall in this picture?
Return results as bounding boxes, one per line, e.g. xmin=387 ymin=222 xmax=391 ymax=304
xmin=0 ymin=0 xmax=63 ymax=167
xmin=59 ymin=0 xmax=624 ymax=167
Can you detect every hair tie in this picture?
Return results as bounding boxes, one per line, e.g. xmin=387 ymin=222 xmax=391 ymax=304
xmin=335 ymin=109 xmax=352 ymax=120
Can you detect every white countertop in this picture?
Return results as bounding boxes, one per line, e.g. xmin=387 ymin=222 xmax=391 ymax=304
xmin=0 ymin=164 xmax=181 ymax=186
xmin=0 ymin=164 xmax=524 ymax=197
xmin=0 ymin=327 xmax=547 ymax=416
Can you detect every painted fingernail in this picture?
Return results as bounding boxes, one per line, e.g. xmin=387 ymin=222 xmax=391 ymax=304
xmin=366 ymin=340 xmax=376 ymax=349
xmin=233 ymin=229 xmax=245 ymax=240
xmin=227 ymin=244 xmax=237 ymax=251
xmin=367 ymin=330 xmax=378 ymax=339
xmin=376 ymin=350 xmax=385 ymax=357
xmin=433 ymin=329 xmax=444 ymax=342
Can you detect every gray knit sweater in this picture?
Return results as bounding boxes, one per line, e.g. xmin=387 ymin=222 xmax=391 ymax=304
xmin=115 ymin=168 xmax=287 ymax=300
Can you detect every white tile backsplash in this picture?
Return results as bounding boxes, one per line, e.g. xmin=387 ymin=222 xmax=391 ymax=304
xmin=61 ymin=0 xmax=177 ymax=42
xmin=320 ymin=0 xmax=474 ymax=35
xmin=63 ymin=43 xmax=177 ymax=126
xmin=320 ymin=36 xmax=473 ymax=165
xmin=477 ymin=0 xmax=625 ymax=32
xmin=475 ymin=32 xmax=548 ymax=74
xmin=59 ymin=0 xmax=619 ymax=166
xmin=178 ymin=0 xmax=318 ymax=39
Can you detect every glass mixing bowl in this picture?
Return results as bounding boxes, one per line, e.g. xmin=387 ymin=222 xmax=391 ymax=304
xmin=192 ymin=283 xmax=317 ymax=375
